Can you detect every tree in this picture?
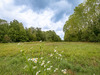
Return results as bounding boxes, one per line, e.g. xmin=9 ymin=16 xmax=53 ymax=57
xmin=9 ymin=20 xmax=27 ymax=42
xmin=0 ymin=19 xmax=62 ymax=42
xmin=0 ymin=22 xmax=9 ymax=42
xmin=36 ymin=28 xmax=44 ymax=41
xmin=45 ymin=30 xmax=61 ymax=42
xmin=63 ymin=0 xmax=100 ymax=42
xmin=25 ymin=27 xmax=37 ymax=41
xmin=2 ymin=34 xmax=11 ymax=43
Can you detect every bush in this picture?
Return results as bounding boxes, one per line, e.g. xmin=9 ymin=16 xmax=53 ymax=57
xmin=2 ymin=34 xmax=11 ymax=43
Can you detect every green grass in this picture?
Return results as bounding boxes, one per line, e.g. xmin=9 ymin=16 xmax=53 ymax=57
xmin=0 ymin=42 xmax=100 ymax=75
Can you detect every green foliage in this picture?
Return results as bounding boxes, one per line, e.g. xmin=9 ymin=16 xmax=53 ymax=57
xmin=0 ymin=23 xmax=9 ymax=42
xmin=36 ymin=28 xmax=45 ymax=41
xmin=2 ymin=34 xmax=11 ymax=43
xmin=97 ymin=34 xmax=100 ymax=42
xmin=0 ymin=19 xmax=7 ymax=24
xmin=0 ymin=19 xmax=61 ymax=43
xmin=63 ymin=0 xmax=100 ymax=42
xmin=9 ymin=20 xmax=27 ymax=42
xmin=25 ymin=27 xmax=37 ymax=41
xmin=21 ymin=46 xmax=65 ymax=75
xmin=45 ymin=30 xmax=61 ymax=42
xmin=0 ymin=42 xmax=100 ymax=75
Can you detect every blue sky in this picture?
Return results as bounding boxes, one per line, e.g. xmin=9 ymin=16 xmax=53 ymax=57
xmin=0 ymin=0 xmax=83 ymax=39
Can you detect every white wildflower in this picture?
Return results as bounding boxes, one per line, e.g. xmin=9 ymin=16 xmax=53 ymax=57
xmin=62 ymin=70 xmax=64 ymax=72
xmin=41 ymin=60 xmax=45 ymax=66
xmin=41 ymin=57 xmax=43 ymax=59
xmin=44 ymin=65 xmax=46 ymax=67
xmin=41 ymin=62 xmax=44 ymax=66
xmin=34 ymin=60 xmax=37 ymax=63
xmin=50 ymin=66 xmax=53 ymax=68
xmin=63 ymin=71 xmax=67 ymax=74
xmin=33 ymin=66 xmax=37 ymax=69
xmin=59 ymin=54 xmax=62 ymax=56
xmin=50 ymin=54 xmax=53 ymax=57
xmin=47 ymin=68 xmax=51 ymax=70
xmin=32 ymin=58 xmax=38 ymax=63
xmin=54 ymin=68 xmax=58 ymax=72
xmin=54 ymin=49 xmax=56 ymax=52
xmin=28 ymin=58 xmax=38 ymax=63
xmin=54 ymin=70 xmax=56 ymax=72
xmin=55 ymin=68 xmax=58 ymax=70
xmin=47 ymin=61 xmax=50 ymax=63
xmin=62 ymin=69 xmax=67 ymax=74
xmin=36 ymin=70 xmax=40 ymax=75
xmin=28 ymin=58 xmax=31 ymax=61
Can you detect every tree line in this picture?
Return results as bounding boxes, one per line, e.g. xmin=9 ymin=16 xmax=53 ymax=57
xmin=63 ymin=0 xmax=100 ymax=42
xmin=0 ymin=19 xmax=61 ymax=43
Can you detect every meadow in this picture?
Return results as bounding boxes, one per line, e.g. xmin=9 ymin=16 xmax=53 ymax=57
xmin=0 ymin=42 xmax=100 ymax=75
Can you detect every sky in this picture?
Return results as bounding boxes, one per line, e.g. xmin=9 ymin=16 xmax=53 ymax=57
xmin=0 ymin=0 xmax=84 ymax=40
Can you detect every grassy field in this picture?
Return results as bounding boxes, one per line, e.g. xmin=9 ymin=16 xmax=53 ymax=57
xmin=0 ymin=42 xmax=100 ymax=75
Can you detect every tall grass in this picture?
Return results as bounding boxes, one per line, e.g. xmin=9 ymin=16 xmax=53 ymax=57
xmin=0 ymin=42 xmax=100 ymax=75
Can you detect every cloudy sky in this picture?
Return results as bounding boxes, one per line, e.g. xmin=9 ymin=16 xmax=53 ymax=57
xmin=0 ymin=0 xmax=83 ymax=39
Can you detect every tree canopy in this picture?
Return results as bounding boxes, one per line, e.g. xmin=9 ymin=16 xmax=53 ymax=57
xmin=63 ymin=0 xmax=100 ymax=42
xmin=0 ymin=19 xmax=61 ymax=43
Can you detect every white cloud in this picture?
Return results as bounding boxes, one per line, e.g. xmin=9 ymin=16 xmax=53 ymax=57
xmin=0 ymin=0 xmax=83 ymax=40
